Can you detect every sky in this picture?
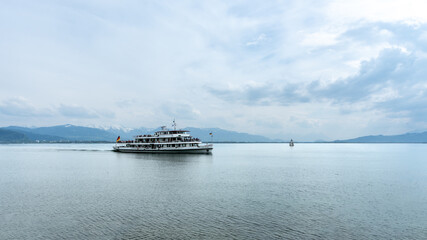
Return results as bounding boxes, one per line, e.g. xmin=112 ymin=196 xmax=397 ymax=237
xmin=1 ymin=0 xmax=427 ymax=141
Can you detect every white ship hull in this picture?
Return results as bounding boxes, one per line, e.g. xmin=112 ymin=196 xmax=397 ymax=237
xmin=113 ymin=145 xmax=213 ymax=154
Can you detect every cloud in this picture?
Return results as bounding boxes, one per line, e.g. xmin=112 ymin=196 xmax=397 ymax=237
xmin=208 ymin=44 xmax=427 ymax=129
xmin=309 ymin=45 xmax=427 ymax=126
xmin=341 ymin=22 xmax=427 ymax=51
xmin=2 ymin=1 xmax=427 ymax=138
xmin=58 ymin=104 xmax=100 ymax=119
xmin=208 ymin=82 xmax=310 ymax=106
xmin=301 ymin=31 xmax=339 ymax=47
xmin=326 ymin=0 xmax=427 ymax=23
xmin=0 ymin=97 xmax=53 ymax=117
xmin=246 ymin=33 xmax=266 ymax=46
xmin=115 ymin=99 xmax=138 ymax=108
xmin=0 ymin=97 xmax=116 ymax=122
xmin=319 ymin=47 xmax=426 ymax=101
xmin=160 ymin=102 xmax=201 ymax=121
xmin=311 ymin=48 xmax=415 ymax=102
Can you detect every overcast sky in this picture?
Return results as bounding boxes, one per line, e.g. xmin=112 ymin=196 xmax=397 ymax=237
xmin=1 ymin=0 xmax=427 ymax=140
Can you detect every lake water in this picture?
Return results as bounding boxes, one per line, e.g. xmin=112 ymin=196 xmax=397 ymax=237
xmin=1 ymin=143 xmax=426 ymax=239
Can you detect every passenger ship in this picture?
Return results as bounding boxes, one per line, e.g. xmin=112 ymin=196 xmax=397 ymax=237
xmin=113 ymin=122 xmax=213 ymax=154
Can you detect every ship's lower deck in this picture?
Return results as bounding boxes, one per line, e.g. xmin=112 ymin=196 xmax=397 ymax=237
xmin=113 ymin=145 xmax=213 ymax=154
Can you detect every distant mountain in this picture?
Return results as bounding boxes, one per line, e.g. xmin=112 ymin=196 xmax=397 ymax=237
xmin=105 ymin=126 xmax=154 ymax=140
xmin=4 ymin=124 xmax=426 ymax=143
xmin=28 ymin=124 xmax=117 ymax=141
xmin=0 ymin=129 xmax=29 ymax=143
xmin=3 ymin=126 xmax=68 ymax=142
xmin=2 ymin=125 xmax=115 ymax=142
xmin=185 ymin=127 xmax=281 ymax=142
xmin=0 ymin=124 xmax=281 ymax=143
xmin=334 ymin=131 xmax=427 ymax=143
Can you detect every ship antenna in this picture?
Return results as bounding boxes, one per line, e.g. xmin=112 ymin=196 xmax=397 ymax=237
xmin=172 ymin=118 xmax=176 ymax=130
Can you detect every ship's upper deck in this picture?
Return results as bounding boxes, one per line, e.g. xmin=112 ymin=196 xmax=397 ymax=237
xmin=157 ymin=130 xmax=189 ymax=134
xmin=134 ymin=129 xmax=191 ymax=139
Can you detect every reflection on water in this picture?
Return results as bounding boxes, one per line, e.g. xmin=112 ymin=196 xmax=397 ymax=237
xmin=1 ymin=143 xmax=427 ymax=239
xmin=121 ymin=152 xmax=214 ymax=162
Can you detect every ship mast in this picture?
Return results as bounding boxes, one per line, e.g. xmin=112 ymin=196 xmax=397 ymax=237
xmin=172 ymin=119 xmax=177 ymax=130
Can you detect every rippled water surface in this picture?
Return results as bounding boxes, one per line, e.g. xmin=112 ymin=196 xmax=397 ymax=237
xmin=1 ymin=143 xmax=427 ymax=239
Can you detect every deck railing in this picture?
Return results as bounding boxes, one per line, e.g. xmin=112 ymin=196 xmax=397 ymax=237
xmin=117 ymin=138 xmax=201 ymax=144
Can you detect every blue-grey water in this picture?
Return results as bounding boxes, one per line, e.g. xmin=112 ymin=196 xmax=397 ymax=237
xmin=1 ymin=143 xmax=426 ymax=239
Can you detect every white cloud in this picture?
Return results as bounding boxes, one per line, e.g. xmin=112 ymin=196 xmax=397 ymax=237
xmin=301 ymin=31 xmax=339 ymax=47
xmin=57 ymin=104 xmax=99 ymax=119
xmin=1 ymin=0 xmax=427 ymax=139
xmin=327 ymin=0 xmax=427 ymax=24
xmin=246 ymin=33 xmax=267 ymax=46
xmin=0 ymin=97 xmax=53 ymax=117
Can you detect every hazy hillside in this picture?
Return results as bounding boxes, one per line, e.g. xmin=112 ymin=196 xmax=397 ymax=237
xmin=0 ymin=125 xmax=281 ymax=143
xmin=3 ymin=126 xmax=68 ymax=142
xmin=2 ymin=125 xmax=114 ymax=142
xmin=0 ymin=129 xmax=29 ymax=143
xmin=334 ymin=132 xmax=427 ymax=143
xmin=12 ymin=125 xmax=117 ymax=141
xmin=3 ymin=124 xmax=427 ymax=143
xmin=106 ymin=127 xmax=155 ymax=140
xmin=185 ymin=127 xmax=280 ymax=142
